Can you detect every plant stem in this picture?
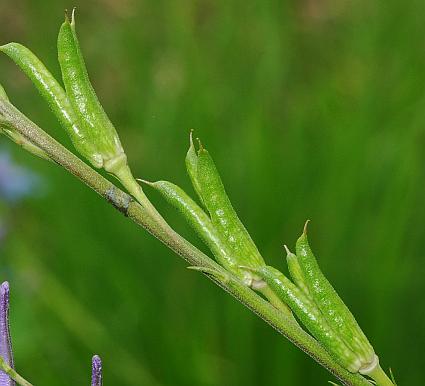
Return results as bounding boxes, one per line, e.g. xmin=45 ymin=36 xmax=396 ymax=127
xmin=367 ymin=364 xmax=394 ymax=386
xmin=0 ymin=357 xmax=33 ymax=386
xmin=0 ymin=98 xmax=372 ymax=386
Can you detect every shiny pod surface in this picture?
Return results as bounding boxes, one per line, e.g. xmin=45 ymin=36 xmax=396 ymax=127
xmin=185 ymin=133 xmax=205 ymax=207
xmin=148 ymin=180 xmax=238 ymax=271
xmin=196 ymin=147 xmax=265 ymax=269
xmin=285 ymin=246 xmax=311 ymax=298
xmin=256 ymin=266 xmax=361 ymax=372
xmin=0 ymin=44 xmax=89 ymax=152
xmin=57 ymin=12 xmax=124 ymax=170
xmin=296 ymin=229 xmax=375 ymax=367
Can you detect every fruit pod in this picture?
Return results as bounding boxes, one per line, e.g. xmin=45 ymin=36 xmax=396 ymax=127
xmin=193 ymin=144 xmax=264 ymax=270
xmin=285 ymin=245 xmax=311 ymax=298
xmin=185 ymin=132 xmax=205 ymax=207
xmin=254 ymin=266 xmax=362 ymax=372
xmin=295 ymin=224 xmax=375 ymax=370
xmin=147 ymin=179 xmax=293 ymax=315
xmin=146 ymin=180 xmax=240 ymax=274
xmin=0 ymin=43 xmax=93 ymax=163
xmin=57 ymin=10 xmax=126 ymax=173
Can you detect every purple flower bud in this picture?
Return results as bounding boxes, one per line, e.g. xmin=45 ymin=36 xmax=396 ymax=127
xmin=91 ymin=355 xmax=102 ymax=386
xmin=0 ymin=281 xmax=15 ymax=386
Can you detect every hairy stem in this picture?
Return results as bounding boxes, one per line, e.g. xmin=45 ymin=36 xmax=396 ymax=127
xmin=0 ymin=98 xmax=371 ymax=386
xmin=0 ymin=357 xmax=33 ymax=386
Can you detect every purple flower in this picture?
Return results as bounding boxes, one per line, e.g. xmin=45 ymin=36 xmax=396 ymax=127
xmin=91 ymin=355 xmax=102 ymax=386
xmin=0 ymin=281 xmax=14 ymax=386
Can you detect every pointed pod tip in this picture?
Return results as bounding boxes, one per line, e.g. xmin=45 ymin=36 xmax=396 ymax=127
xmin=64 ymin=9 xmax=70 ymax=22
xmin=196 ymin=137 xmax=204 ymax=151
xmin=63 ymin=7 xmax=76 ymax=26
xmin=136 ymin=178 xmax=154 ymax=187
xmin=0 ymin=42 xmax=15 ymax=52
xmin=283 ymin=244 xmax=294 ymax=258
xmin=71 ymin=7 xmax=77 ymax=27
xmin=303 ymin=219 xmax=311 ymax=235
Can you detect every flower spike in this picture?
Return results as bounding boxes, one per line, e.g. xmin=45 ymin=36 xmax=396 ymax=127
xmin=91 ymin=355 xmax=102 ymax=386
xmin=0 ymin=282 xmax=14 ymax=386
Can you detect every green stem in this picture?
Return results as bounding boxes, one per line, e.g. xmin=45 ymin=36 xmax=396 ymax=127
xmin=0 ymin=357 xmax=33 ymax=386
xmin=367 ymin=364 xmax=394 ymax=386
xmin=0 ymin=98 xmax=372 ymax=386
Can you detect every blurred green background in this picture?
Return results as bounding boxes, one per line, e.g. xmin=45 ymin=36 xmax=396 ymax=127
xmin=1 ymin=0 xmax=424 ymax=385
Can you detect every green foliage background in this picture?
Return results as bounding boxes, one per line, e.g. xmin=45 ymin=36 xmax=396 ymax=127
xmin=1 ymin=1 xmax=424 ymax=384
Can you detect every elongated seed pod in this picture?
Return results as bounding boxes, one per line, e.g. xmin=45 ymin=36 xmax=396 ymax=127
xmin=285 ymin=245 xmax=311 ymax=297
xmin=148 ymin=179 xmax=293 ymax=315
xmin=147 ymin=180 xmax=239 ymax=272
xmin=196 ymin=147 xmax=264 ymax=269
xmin=296 ymin=225 xmax=375 ymax=369
xmin=57 ymin=11 xmax=126 ymax=172
xmin=255 ymin=266 xmax=362 ymax=372
xmin=0 ymin=43 xmax=96 ymax=163
xmin=185 ymin=132 xmax=205 ymax=207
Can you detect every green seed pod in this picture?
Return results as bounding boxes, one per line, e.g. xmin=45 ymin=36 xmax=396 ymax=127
xmin=146 ymin=179 xmax=293 ymax=316
xmin=295 ymin=222 xmax=376 ymax=370
xmin=285 ymin=245 xmax=311 ymax=297
xmin=195 ymin=146 xmax=264 ymax=270
xmin=0 ymin=84 xmax=50 ymax=161
xmin=146 ymin=180 xmax=239 ymax=272
xmin=185 ymin=132 xmax=205 ymax=207
xmin=0 ymin=42 xmax=95 ymax=163
xmin=254 ymin=265 xmax=361 ymax=372
xmin=57 ymin=10 xmax=126 ymax=172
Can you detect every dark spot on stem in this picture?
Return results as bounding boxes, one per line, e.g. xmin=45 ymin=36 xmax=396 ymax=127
xmin=105 ymin=186 xmax=131 ymax=216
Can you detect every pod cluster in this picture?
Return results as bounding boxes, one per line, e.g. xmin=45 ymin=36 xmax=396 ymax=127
xmin=254 ymin=224 xmax=380 ymax=375
xmin=147 ymin=137 xmax=385 ymax=378
xmin=0 ymin=10 xmax=128 ymax=175
xmin=145 ymin=135 xmax=293 ymax=315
